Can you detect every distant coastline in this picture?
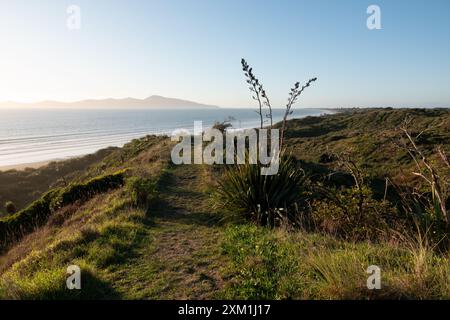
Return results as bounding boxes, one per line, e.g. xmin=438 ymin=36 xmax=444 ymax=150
xmin=0 ymin=108 xmax=333 ymax=171
xmin=0 ymin=95 xmax=219 ymax=109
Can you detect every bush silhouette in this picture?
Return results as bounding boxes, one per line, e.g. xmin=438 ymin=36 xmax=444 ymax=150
xmin=4 ymin=201 xmax=17 ymax=215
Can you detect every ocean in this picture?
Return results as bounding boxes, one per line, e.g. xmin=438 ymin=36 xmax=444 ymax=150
xmin=0 ymin=108 xmax=332 ymax=167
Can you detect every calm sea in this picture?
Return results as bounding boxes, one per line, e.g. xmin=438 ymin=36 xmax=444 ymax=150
xmin=0 ymin=108 xmax=332 ymax=167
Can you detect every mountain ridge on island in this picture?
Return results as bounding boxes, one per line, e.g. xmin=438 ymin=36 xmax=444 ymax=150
xmin=0 ymin=95 xmax=219 ymax=109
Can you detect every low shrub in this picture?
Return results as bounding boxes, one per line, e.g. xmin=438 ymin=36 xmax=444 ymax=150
xmin=311 ymin=186 xmax=396 ymax=241
xmin=126 ymin=177 xmax=159 ymax=209
xmin=0 ymin=190 xmax=59 ymax=248
xmin=0 ymin=171 xmax=125 ymax=251
xmin=51 ymin=171 xmax=125 ymax=210
xmin=216 ymin=156 xmax=306 ymax=227
xmin=4 ymin=201 xmax=17 ymax=215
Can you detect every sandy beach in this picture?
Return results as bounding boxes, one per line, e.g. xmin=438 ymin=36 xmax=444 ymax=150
xmin=0 ymin=160 xmax=51 ymax=171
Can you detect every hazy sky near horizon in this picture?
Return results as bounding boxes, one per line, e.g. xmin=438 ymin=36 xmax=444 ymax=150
xmin=0 ymin=0 xmax=449 ymax=108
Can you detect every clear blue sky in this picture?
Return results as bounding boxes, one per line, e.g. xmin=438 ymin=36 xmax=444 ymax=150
xmin=0 ymin=0 xmax=449 ymax=108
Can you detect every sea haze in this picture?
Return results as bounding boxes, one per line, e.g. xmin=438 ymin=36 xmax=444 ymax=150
xmin=0 ymin=108 xmax=332 ymax=167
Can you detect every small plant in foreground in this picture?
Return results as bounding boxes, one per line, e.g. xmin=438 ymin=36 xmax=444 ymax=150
xmin=311 ymin=186 xmax=395 ymax=241
xmin=396 ymin=117 xmax=449 ymax=225
xmin=221 ymin=225 xmax=297 ymax=299
xmin=389 ymin=117 xmax=450 ymax=245
xmin=310 ymin=152 xmax=400 ymax=241
xmin=126 ymin=177 xmax=158 ymax=209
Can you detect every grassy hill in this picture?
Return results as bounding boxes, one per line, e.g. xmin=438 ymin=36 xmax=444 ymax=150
xmin=0 ymin=108 xmax=449 ymax=299
xmin=0 ymin=147 xmax=118 ymax=214
xmin=282 ymin=108 xmax=449 ymax=177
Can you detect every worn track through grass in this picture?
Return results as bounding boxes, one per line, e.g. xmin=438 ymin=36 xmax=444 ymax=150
xmin=111 ymin=164 xmax=227 ymax=299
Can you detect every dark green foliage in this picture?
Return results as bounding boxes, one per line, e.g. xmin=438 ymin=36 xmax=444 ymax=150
xmin=51 ymin=171 xmax=125 ymax=210
xmin=0 ymin=171 xmax=125 ymax=251
xmin=4 ymin=201 xmax=17 ymax=215
xmin=311 ymin=186 xmax=396 ymax=241
xmin=0 ymin=190 xmax=57 ymax=248
xmin=216 ymin=156 xmax=306 ymax=227
xmin=391 ymin=182 xmax=450 ymax=247
xmin=0 ymin=147 xmax=117 ymax=211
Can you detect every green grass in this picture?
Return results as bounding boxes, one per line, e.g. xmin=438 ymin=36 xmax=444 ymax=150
xmin=0 ymin=162 xmax=229 ymax=299
xmin=282 ymin=108 xmax=449 ymax=181
xmin=0 ymin=194 xmax=141 ymax=299
xmin=0 ymin=108 xmax=449 ymax=300
xmin=220 ymin=224 xmax=450 ymax=299
xmin=220 ymin=225 xmax=298 ymax=299
xmin=1 ymin=162 xmax=449 ymax=299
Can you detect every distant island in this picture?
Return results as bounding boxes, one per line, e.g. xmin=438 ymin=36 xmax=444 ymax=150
xmin=0 ymin=95 xmax=219 ymax=109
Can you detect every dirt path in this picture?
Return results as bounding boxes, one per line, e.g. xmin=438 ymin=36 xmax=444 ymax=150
xmin=112 ymin=164 xmax=228 ymax=299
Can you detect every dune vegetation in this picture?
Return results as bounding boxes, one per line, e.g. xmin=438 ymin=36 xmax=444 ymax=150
xmin=0 ymin=107 xmax=448 ymax=300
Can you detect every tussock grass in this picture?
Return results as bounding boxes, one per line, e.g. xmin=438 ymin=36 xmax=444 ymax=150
xmin=220 ymin=224 xmax=450 ymax=299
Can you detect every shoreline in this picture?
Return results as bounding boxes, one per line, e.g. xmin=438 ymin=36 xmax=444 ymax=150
xmin=0 ymin=160 xmax=55 ymax=171
xmin=0 ymin=109 xmax=338 ymax=172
